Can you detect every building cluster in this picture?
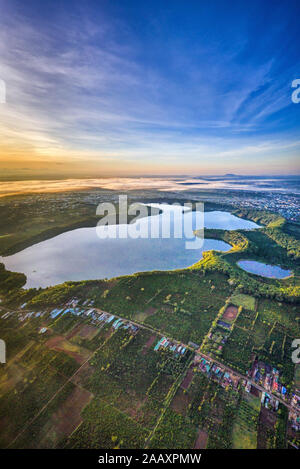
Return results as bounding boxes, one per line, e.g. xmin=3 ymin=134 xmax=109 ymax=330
xmin=191 ymin=189 xmax=300 ymax=222
xmin=289 ymin=394 xmax=300 ymax=432
xmin=206 ymin=326 xmax=230 ymax=356
xmin=260 ymin=391 xmax=279 ymax=411
xmin=0 ymin=310 xmax=47 ymax=322
xmin=154 ymin=337 xmax=187 ymax=356
xmin=231 ymin=193 xmax=300 ymax=222
xmin=49 ymin=299 xmax=139 ymax=334
xmin=194 ymin=355 xmax=240 ymax=390
xmin=249 ymin=359 xmax=287 ymax=398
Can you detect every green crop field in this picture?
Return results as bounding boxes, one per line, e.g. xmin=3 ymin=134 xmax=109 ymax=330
xmin=232 ymin=393 xmax=260 ymax=449
xmin=0 ymin=193 xmax=299 ymax=450
xmin=230 ymin=293 xmax=256 ymax=311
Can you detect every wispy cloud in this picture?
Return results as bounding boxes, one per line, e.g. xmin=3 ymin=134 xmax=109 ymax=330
xmin=0 ymin=1 xmax=299 ymax=175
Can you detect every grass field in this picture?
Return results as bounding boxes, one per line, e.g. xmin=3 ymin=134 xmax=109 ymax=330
xmin=0 ymin=235 xmax=298 ymax=449
xmin=257 ymin=298 xmax=300 ymax=335
xmin=222 ymin=326 xmax=254 ymax=374
xmin=230 ymin=293 xmax=256 ymax=311
xmin=1 ymin=262 xmax=297 ymax=449
xmin=232 ymin=393 xmax=260 ymax=449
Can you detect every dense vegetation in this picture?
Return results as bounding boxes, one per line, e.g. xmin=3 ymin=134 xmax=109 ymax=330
xmin=0 ymin=197 xmax=299 ymax=449
xmin=194 ymin=212 xmax=300 ymax=303
xmin=0 ymin=263 xmax=26 ymax=295
xmin=0 ymin=191 xmax=160 ymax=256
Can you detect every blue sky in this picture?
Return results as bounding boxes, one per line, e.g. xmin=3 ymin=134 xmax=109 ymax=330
xmin=0 ymin=0 xmax=299 ymax=176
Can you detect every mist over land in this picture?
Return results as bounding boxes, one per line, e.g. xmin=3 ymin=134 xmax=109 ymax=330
xmin=0 ymin=174 xmax=299 ymax=198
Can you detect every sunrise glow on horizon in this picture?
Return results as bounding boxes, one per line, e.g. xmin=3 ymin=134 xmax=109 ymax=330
xmin=0 ymin=1 xmax=299 ymax=179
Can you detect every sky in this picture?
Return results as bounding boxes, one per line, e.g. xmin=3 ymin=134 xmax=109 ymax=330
xmin=0 ymin=0 xmax=299 ymax=178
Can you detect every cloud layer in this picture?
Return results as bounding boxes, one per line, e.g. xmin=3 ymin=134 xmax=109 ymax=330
xmin=0 ymin=0 xmax=299 ymax=176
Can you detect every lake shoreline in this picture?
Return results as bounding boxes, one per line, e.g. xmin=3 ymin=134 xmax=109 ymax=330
xmin=237 ymin=259 xmax=292 ymax=280
xmin=1 ymin=205 xmax=260 ymax=289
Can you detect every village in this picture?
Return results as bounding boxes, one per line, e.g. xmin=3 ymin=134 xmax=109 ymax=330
xmin=1 ymin=293 xmax=299 ymax=444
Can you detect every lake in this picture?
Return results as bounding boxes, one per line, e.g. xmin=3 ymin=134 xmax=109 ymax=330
xmin=237 ymin=260 xmax=291 ymax=279
xmin=1 ymin=205 xmax=260 ymax=288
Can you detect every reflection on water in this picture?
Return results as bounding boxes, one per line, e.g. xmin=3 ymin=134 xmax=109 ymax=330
xmin=237 ymin=260 xmax=291 ymax=279
xmin=1 ymin=206 xmax=260 ymax=288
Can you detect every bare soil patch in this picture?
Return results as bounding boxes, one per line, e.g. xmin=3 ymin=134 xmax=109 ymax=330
xmin=135 ymin=307 xmax=158 ymax=322
xmin=194 ymin=429 xmax=208 ymax=449
xmin=45 ymin=336 xmax=89 ymax=364
xmin=71 ymin=362 xmax=94 ymax=387
xmin=257 ymin=407 xmax=277 ymax=449
xmin=142 ymin=334 xmax=156 ymax=355
xmin=68 ymin=324 xmax=99 ymax=341
xmin=171 ymin=388 xmax=193 ymax=416
xmin=53 ymin=386 xmax=92 ymax=434
xmin=66 ymin=324 xmax=82 ymax=340
xmin=45 ymin=335 xmax=65 ymax=348
xmin=222 ymin=305 xmax=238 ymax=322
xmin=38 ymin=386 xmax=93 ymax=448
xmin=181 ymin=367 xmax=194 ymax=390
xmin=259 ymin=407 xmax=277 ymax=428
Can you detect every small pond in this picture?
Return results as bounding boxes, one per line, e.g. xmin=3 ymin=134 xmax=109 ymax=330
xmin=237 ymin=260 xmax=291 ymax=279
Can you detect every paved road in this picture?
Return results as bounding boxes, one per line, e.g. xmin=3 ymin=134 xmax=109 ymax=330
xmin=2 ymin=304 xmax=300 ymax=416
xmin=93 ymin=307 xmax=299 ymax=414
xmin=198 ymin=351 xmax=298 ymax=413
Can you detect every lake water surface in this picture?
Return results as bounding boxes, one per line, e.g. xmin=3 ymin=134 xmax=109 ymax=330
xmin=1 ymin=205 xmax=260 ymax=288
xmin=237 ymin=260 xmax=291 ymax=279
